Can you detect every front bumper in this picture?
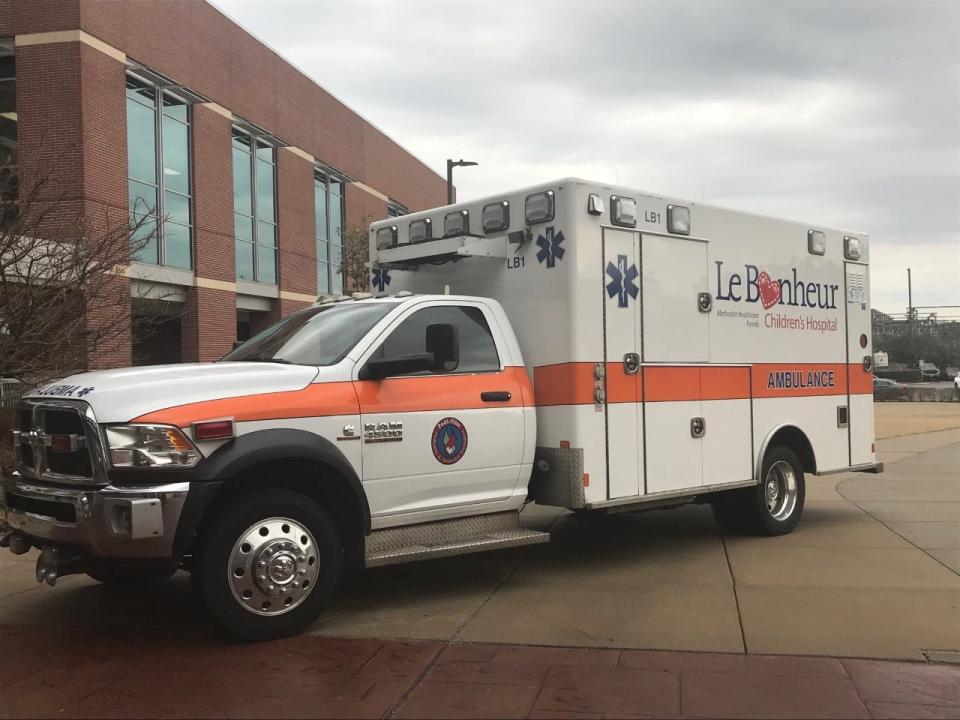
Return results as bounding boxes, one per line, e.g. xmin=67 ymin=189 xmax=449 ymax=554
xmin=0 ymin=471 xmax=190 ymax=558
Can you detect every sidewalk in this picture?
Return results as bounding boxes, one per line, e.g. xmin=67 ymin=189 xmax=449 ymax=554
xmin=0 ymin=627 xmax=958 ymax=719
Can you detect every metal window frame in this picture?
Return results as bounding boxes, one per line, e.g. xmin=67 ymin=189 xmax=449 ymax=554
xmin=233 ymin=126 xmax=278 ymax=285
xmin=315 ymin=166 xmax=347 ymax=295
xmin=125 ymin=72 xmax=194 ymax=270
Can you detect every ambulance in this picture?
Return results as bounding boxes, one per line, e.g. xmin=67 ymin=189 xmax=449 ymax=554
xmin=1 ymin=178 xmax=882 ymax=640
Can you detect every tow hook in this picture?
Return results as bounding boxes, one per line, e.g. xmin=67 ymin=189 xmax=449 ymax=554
xmin=35 ymin=546 xmax=84 ymax=587
xmin=7 ymin=531 xmax=31 ymax=555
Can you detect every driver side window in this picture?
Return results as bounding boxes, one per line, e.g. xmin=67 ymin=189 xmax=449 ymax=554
xmin=370 ymin=305 xmax=500 ymax=374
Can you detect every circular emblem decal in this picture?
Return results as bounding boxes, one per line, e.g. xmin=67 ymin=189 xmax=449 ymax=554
xmin=432 ymin=417 xmax=468 ymax=465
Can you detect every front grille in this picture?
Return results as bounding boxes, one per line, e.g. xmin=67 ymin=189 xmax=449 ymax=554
xmin=17 ymin=400 xmax=100 ymax=484
xmin=6 ymin=492 xmax=77 ymax=523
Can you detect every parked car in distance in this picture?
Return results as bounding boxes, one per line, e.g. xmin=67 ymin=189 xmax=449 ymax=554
xmin=873 ymin=376 xmax=910 ymax=401
xmin=954 ymin=372 xmax=960 ymax=391
xmin=919 ymin=362 xmax=941 ymax=380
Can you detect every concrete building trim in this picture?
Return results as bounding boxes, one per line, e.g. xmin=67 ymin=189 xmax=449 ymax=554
xmin=352 ymin=180 xmax=390 ymax=204
xmin=281 ymin=145 xmax=314 ymax=164
xmin=279 ymin=289 xmax=318 ymax=303
xmin=15 ymin=29 xmax=126 ymax=63
xmin=200 ymin=101 xmax=232 ymax=120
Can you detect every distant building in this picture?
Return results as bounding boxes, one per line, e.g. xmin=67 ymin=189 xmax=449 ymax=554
xmin=1 ymin=0 xmax=446 ymax=367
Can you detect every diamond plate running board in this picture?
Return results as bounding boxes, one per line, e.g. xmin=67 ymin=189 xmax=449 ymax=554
xmin=364 ymin=511 xmax=549 ymax=568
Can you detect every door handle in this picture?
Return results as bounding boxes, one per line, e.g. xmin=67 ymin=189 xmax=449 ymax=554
xmin=481 ymin=391 xmax=512 ymax=402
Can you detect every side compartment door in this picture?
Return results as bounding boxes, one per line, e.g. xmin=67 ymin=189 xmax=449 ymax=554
xmin=602 ymin=228 xmax=643 ymax=499
xmin=354 ymin=302 xmax=527 ymax=521
xmin=844 ymin=261 xmax=875 ymax=465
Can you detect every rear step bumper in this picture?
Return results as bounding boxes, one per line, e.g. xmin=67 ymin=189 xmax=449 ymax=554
xmin=364 ymin=511 xmax=549 ymax=568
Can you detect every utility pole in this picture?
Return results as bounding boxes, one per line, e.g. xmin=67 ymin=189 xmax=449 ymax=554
xmin=907 ymin=268 xmax=913 ymax=336
xmin=446 ymin=159 xmax=478 ymax=205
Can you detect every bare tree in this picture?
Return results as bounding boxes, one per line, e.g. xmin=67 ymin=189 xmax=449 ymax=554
xmin=338 ymin=216 xmax=373 ymax=295
xmin=0 ymin=149 xmax=162 ymax=386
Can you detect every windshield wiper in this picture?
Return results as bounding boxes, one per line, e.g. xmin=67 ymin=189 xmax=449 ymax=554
xmin=238 ymin=357 xmax=295 ymax=364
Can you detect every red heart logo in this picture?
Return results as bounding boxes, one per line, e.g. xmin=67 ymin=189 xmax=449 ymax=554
xmin=758 ymin=271 xmax=781 ymax=310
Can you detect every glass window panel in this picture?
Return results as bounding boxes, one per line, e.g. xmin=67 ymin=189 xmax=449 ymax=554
xmin=232 ymin=131 xmax=251 ymax=152
xmin=130 ymin=214 xmax=159 ymax=265
xmin=125 ymin=78 xmax=155 ymax=107
xmin=314 ymin=180 xmax=327 ymax=242
xmin=256 ymin=142 xmax=274 ymax=163
xmin=330 ymin=243 xmax=342 ymax=267
xmin=257 ymin=245 xmax=277 ymax=284
xmin=317 ymin=260 xmax=329 ymax=294
xmin=330 ymin=267 xmax=343 ymax=295
xmin=161 ymin=94 xmax=188 ymax=122
xmin=161 ymin=115 xmax=190 ymax=195
xmin=235 ymin=239 xmax=254 ymax=280
xmin=330 ymin=179 xmax=343 ymax=198
xmin=330 ymin=195 xmax=342 ymax=245
xmin=316 ymin=241 xmax=328 ymax=262
xmin=257 ymin=220 xmax=276 ymax=248
xmin=128 ymin=179 xmax=157 ymax=215
xmin=164 ymin=190 xmax=190 ymax=226
xmin=163 ymin=221 xmax=192 ymax=269
xmin=232 ymin=146 xmax=251 ymax=216
xmin=234 ymin=214 xmax=253 ymax=243
xmin=126 ymin=98 xmax=157 ymax=183
xmin=256 ymin=159 xmax=275 ymax=222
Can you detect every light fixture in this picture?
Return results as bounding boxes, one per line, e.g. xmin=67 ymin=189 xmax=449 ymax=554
xmin=525 ymin=190 xmax=555 ymax=224
xmin=844 ymin=236 xmax=862 ymax=260
xmin=444 ymin=209 xmax=469 ymax=237
xmin=587 ymin=194 xmax=604 ymax=216
xmin=808 ymin=230 xmax=826 ymax=256
xmin=409 ymin=218 xmax=432 ymax=244
xmin=610 ymin=195 xmax=637 ymax=227
xmin=667 ymin=204 xmax=691 ymax=235
xmin=376 ymin=225 xmax=398 ymax=250
xmin=483 ymin=201 xmax=510 ymax=233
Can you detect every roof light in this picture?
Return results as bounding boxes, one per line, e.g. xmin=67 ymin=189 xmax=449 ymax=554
xmin=376 ymin=225 xmax=398 ymax=250
xmin=444 ymin=209 xmax=469 ymax=237
xmin=587 ymin=194 xmax=604 ymax=216
xmin=483 ymin=201 xmax=510 ymax=233
xmin=808 ymin=230 xmax=826 ymax=256
xmin=667 ymin=204 xmax=690 ymax=235
xmin=844 ymin=236 xmax=862 ymax=261
xmin=525 ymin=190 xmax=555 ymax=224
xmin=610 ymin=195 xmax=637 ymax=227
xmin=409 ymin=218 xmax=432 ymax=244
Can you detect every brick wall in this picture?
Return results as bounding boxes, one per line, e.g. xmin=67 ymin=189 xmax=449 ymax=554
xmin=277 ymin=148 xmax=317 ymax=297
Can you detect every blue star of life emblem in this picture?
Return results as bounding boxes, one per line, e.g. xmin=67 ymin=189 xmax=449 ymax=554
xmin=606 ymin=255 xmax=639 ymax=308
xmin=371 ymin=267 xmax=391 ymax=292
xmin=536 ymin=226 xmax=565 ymax=268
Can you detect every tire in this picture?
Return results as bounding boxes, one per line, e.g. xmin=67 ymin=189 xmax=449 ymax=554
xmin=712 ymin=446 xmax=805 ymax=536
xmin=192 ymin=489 xmax=343 ymax=641
xmin=87 ymin=564 xmax=177 ymax=586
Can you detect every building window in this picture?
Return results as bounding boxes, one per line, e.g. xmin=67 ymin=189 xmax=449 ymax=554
xmin=387 ymin=200 xmax=409 ymax=218
xmin=233 ymin=128 xmax=277 ymax=284
xmin=315 ymin=170 xmax=344 ymax=295
xmin=0 ymin=38 xmax=17 ymax=220
xmin=125 ymin=74 xmax=192 ymax=269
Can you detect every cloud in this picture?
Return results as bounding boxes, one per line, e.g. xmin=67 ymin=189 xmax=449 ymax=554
xmin=213 ymin=0 xmax=959 ymax=313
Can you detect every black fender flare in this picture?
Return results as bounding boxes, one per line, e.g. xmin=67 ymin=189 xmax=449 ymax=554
xmin=170 ymin=428 xmax=370 ymax=556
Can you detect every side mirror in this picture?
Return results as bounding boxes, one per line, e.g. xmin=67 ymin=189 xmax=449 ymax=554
xmin=359 ymin=352 xmax=435 ymax=381
xmin=426 ymin=323 xmax=459 ymax=372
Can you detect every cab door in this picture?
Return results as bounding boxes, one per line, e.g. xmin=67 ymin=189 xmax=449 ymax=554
xmin=354 ymin=301 xmax=527 ymax=523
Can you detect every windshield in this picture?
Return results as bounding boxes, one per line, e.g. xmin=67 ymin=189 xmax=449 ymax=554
xmin=223 ymin=302 xmax=395 ymax=366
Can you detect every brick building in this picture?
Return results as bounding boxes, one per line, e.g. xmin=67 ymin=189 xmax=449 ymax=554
xmin=0 ymin=0 xmax=448 ymax=368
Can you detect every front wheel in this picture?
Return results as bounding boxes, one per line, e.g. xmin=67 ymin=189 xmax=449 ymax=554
xmin=712 ymin=446 xmax=805 ymax=536
xmin=192 ymin=489 xmax=343 ymax=641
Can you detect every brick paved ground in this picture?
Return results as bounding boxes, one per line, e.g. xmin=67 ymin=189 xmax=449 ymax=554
xmin=0 ymin=624 xmax=957 ymax=719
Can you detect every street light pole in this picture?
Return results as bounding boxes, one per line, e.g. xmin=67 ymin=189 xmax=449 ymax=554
xmin=446 ymin=158 xmax=478 ymax=205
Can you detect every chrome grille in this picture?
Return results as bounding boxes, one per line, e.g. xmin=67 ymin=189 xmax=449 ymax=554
xmin=13 ymin=400 xmax=108 ymax=486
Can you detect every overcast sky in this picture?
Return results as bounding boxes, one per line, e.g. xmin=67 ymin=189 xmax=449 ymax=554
xmin=213 ymin=0 xmax=959 ymax=315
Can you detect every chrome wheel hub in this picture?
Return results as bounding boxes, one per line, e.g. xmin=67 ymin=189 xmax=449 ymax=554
xmin=764 ymin=460 xmax=798 ymax=521
xmin=229 ymin=517 xmax=319 ymax=616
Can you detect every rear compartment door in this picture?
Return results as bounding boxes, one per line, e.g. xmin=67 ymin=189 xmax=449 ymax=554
xmin=844 ymin=261 xmax=875 ymax=466
xmin=602 ymin=228 xmax=643 ymax=499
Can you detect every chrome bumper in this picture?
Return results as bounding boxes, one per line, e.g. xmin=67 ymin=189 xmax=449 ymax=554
xmin=0 ymin=472 xmax=190 ymax=558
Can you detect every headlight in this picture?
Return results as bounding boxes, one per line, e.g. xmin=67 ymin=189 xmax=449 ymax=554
xmin=105 ymin=424 xmax=201 ymax=468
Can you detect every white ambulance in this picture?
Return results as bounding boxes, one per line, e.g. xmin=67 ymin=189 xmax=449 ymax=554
xmin=1 ymin=178 xmax=881 ymax=640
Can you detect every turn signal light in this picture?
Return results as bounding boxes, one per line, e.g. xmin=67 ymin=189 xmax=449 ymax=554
xmin=193 ymin=420 xmax=235 ymax=441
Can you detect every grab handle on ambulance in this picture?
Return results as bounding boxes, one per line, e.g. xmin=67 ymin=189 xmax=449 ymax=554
xmin=481 ymin=391 xmax=512 ymax=402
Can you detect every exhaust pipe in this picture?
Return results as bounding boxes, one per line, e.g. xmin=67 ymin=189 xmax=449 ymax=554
xmin=35 ymin=546 xmax=84 ymax=587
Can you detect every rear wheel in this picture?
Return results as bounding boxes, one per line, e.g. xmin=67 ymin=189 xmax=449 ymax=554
xmin=712 ymin=446 xmax=805 ymax=536
xmin=192 ymin=489 xmax=343 ymax=641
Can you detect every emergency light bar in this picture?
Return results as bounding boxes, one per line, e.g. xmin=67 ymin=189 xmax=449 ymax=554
xmin=667 ymin=204 xmax=691 ymax=235
xmin=808 ymin=230 xmax=826 ymax=256
xmin=376 ymin=225 xmax=398 ymax=250
xmin=610 ymin=195 xmax=637 ymax=227
xmin=409 ymin=218 xmax=432 ymax=244
xmin=444 ymin=209 xmax=469 ymax=237
xmin=844 ymin=236 xmax=862 ymax=261
xmin=525 ymin=191 xmax=555 ymax=224
xmin=483 ymin=201 xmax=510 ymax=233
